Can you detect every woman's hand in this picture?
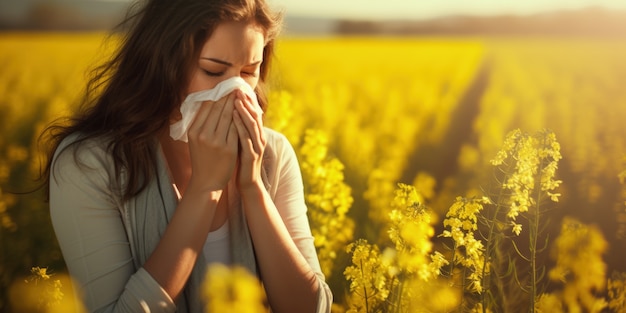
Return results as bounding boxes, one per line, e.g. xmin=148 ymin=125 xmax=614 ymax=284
xmin=186 ymin=91 xmax=239 ymax=193
xmin=232 ymin=89 xmax=266 ymax=190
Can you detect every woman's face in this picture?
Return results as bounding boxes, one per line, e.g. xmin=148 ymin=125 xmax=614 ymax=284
xmin=187 ymin=20 xmax=266 ymax=94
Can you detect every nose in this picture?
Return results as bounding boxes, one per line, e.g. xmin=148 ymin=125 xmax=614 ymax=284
xmin=223 ymin=68 xmax=243 ymax=81
xmin=222 ymin=69 xmax=255 ymax=87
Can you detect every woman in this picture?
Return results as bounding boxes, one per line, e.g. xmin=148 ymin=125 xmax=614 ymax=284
xmin=43 ymin=0 xmax=332 ymax=312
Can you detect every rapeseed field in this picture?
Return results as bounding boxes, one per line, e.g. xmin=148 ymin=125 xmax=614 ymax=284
xmin=1 ymin=33 xmax=625 ymax=312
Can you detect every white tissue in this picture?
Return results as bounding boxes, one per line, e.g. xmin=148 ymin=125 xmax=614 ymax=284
xmin=170 ymin=77 xmax=260 ymax=142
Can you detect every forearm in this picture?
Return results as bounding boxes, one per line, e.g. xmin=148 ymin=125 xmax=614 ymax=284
xmin=143 ymin=187 xmax=221 ymax=301
xmin=240 ymin=183 xmax=320 ymax=313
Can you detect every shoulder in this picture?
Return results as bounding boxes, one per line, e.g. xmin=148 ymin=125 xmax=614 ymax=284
xmin=264 ymin=127 xmax=289 ymax=145
xmin=49 ymin=133 xmax=124 ymax=210
xmin=51 ymin=133 xmax=115 ymax=180
xmin=264 ymin=127 xmax=296 ymax=161
xmin=262 ymin=127 xmax=302 ymax=190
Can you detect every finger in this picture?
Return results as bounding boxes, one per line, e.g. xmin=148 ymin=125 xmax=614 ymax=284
xmin=226 ymin=119 xmax=238 ymax=147
xmin=234 ymin=97 xmax=257 ymax=138
xmin=237 ymin=96 xmax=265 ymax=147
xmin=214 ymin=95 xmax=235 ymax=141
xmin=199 ymin=92 xmax=233 ymax=133
xmin=236 ymin=90 xmax=262 ymax=119
xmin=188 ymin=99 xmax=217 ymax=136
xmin=233 ymin=109 xmax=254 ymax=153
xmin=235 ymin=90 xmax=263 ymax=133
xmin=247 ymin=97 xmax=265 ymax=144
xmin=238 ymin=89 xmax=258 ymax=109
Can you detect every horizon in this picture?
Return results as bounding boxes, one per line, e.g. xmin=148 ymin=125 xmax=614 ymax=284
xmin=1 ymin=0 xmax=626 ymax=35
xmin=267 ymin=0 xmax=626 ymax=20
xmin=1 ymin=0 xmax=626 ymax=22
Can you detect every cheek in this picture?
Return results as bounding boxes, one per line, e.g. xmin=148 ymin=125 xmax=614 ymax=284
xmin=244 ymin=76 xmax=260 ymax=90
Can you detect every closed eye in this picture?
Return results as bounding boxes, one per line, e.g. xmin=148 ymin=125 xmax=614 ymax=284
xmin=203 ymin=69 xmax=223 ymax=77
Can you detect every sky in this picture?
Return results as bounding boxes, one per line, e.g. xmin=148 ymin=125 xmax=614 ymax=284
xmin=267 ymin=0 xmax=626 ymax=20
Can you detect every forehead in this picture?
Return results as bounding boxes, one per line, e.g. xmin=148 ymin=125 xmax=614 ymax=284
xmin=200 ymin=21 xmax=265 ymax=62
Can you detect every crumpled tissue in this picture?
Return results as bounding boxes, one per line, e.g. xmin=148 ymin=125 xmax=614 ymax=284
xmin=170 ymin=76 xmax=261 ymax=142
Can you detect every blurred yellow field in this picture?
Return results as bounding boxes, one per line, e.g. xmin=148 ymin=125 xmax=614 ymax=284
xmin=1 ymin=33 xmax=625 ymax=312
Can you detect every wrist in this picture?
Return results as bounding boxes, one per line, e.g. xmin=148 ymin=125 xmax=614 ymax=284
xmin=185 ymin=179 xmax=225 ymax=201
xmin=238 ymin=181 xmax=265 ymax=198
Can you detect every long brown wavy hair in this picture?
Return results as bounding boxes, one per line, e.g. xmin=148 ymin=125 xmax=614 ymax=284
xmin=40 ymin=0 xmax=282 ymax=201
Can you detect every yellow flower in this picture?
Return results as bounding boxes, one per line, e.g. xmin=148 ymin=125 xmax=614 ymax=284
xmin=299 ymin=129 xmax=355 ymax=278
xmin=403 ymin=277 xmax=460 ymax=313
xmin=492 ymin=129 xmax=562 ymax=229
xmin=31 ymin=266 xmax=51 ymax=280
xmin=608 ymin=271 xmax=626 ymax=311
xmin=535 ymin=293 xmax=563 ymax=313
xmin=388 ymin=184 xmax=444 ymax=281
xmin=546 ymin=217 xmax=608 ymax=313
xmin=201 ymin=264 xmax=266 ymax=313
xmin=344 ymin=239 xmax=389 ymax=312
xmin=10 ymin=266 xmax=67 ymax=311
xmin=439 ymin=196 xmax=488 ymax=293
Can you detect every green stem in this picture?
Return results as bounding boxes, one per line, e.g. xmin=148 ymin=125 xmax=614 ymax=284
xmin=360 ymin=259 xmax=370 ymax=313
xmin=529 ymin=141 xmax=547 ymax=313
xmin=481 ymin=193 xmax=505 ymax=312
xmin=461 ymin=266 xmax=467 ymax=311
xmin=528 ymin=201 xmax=539 ymax=313
xmin=482 ymin=159 xmax=515 ymax=312
xmin=390 ymin=276 xmax=398 ymax=313
xmin=447 ymin=244 xmax=459 ymax=310
xmin=393 ymin=278 xmax=404 ymax=313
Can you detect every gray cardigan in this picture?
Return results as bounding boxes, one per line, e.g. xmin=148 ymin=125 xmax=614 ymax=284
xmin=50 ymin=128 xmax=332 ymax=312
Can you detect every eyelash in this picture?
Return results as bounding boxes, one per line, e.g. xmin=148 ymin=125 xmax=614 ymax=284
xmin=203 ymin=69 xmax=256 ymax=77
xmin=203 ymin=70 xmax=223 ymax=77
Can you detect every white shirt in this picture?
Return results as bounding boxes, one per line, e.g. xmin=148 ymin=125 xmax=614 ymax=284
xmin=203 ymin=220 xmax=231 ymax=265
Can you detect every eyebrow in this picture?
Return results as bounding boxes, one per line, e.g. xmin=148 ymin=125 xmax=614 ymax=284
xmin=202 ymin=57 xmax=262 ymax=67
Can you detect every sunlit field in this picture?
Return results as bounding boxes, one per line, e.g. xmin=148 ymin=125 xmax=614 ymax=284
xmin=1 ymin=33 xmax=625 ymax=312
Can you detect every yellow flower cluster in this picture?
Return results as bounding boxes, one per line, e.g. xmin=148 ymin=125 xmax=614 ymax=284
xmin=8 ymin=267 xmax=65 ymax=312
xmin=0 ymin=144 xmax=30 ymax=232
xmin=544 ymin=217 xmax=608 ymax=313
xmin=440 ymin=196 xmax=490 ymax=293
xmin=397 ymin=277 xmax=460 ymax=313
xmin=344 ymin=184 xmax=458 ymax=313
xmin=490 ymin=129 xmax=562 ymax=234
xmin=298 ymin=129 xmax=355 ymax=277
xmin=473 ymin=39 xmax=625 ymax=211
xmin=265 ymin=90 xmax=307 ymax=147
xmin=488 ymin=129 xmax=564 ymax=310
xmin=27 ymin=267 xmax=64 ymax=308
xmin=30 ymin=266 xmax=53 ymax=280
xmin=0 ymin=187 xmax=16 ymax=231
xmin=608 ymin=271 xmax=626 ymax=312
xmin=388 ymin=183 xmax=445 ymax=281
xmin=201 ymin=264 xmax=267 ymax=313
xmin=344 ymin=239 xmax=389 ymax=313
xmin=535 ymin=293 xmax=563 ymax=313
